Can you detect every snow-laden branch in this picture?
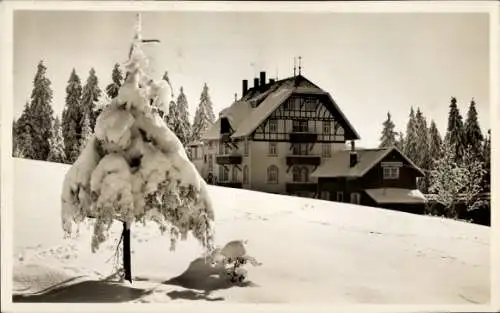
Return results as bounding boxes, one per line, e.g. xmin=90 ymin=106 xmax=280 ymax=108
xmin=61 ymin=15 xmax=215 ymax=253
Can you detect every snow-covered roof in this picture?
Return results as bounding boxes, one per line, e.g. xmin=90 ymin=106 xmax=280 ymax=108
xmin=365 ymin=188 xmax=427 ymax=204
xmin=311 ymin=146 xmax=425 ymax=178
xmin=201 ymin=74 xmax=360 ymax=141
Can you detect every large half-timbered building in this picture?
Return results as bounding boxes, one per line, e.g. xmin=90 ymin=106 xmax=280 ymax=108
xmin=189 ymin=70 xmax=427 ymax=212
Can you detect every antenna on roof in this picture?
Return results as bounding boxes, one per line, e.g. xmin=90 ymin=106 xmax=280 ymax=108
xmin=298 ymin=56 xmax=302 ymax=75
xmin=293 ymin=57 xmax=297 ymax=77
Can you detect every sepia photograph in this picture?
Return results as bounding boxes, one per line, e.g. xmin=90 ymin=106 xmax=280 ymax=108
xmin=1 ymin=1 xmax=498 ymax=312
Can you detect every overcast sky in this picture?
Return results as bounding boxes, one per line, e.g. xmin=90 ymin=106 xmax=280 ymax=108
xmin=13 ymin=11 xmax=490 ymax=148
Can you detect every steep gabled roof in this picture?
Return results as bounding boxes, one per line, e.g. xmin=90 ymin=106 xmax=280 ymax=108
xmin=201 ymin=74 xmax=360 ymax=141
xmin=311 ymin=146 xmax=425 ymax=178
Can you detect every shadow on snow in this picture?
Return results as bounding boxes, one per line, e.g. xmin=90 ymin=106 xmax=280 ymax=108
xmin=160 ymin=256 xmax=259 ymax=301
xmin=13 ymin=280 xmax=152 ymax=303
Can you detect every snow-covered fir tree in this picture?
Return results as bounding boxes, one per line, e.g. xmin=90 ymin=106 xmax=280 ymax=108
xmin=395 ymin=131 xmax=405 ymax=151
xmin=464 ymin=98 xmax=484 ymax=159
xmin=482 ymin=129 xmax=491 ymax=192
xmin=171 ymin=87 xmax=192 ymax=147
xmin=47 ymin=117 xmax=66 ymax=163
xmin=14 ymin=105 xmax=36 ymax=159
xmin=192 ymin=83 xmax=216 ymax=143
xmin=428 ymin=119 xmax=443 ymax=161
xmin=105 ymin=63 xmax=123 ymax=99
xmin=379 ymin=112 xmax=397 ymax=148
xmin=81 ymin=68 xmax=102 ymax=131
xmin=12 ymin=119 xmax=18 ymax=156
xmin=415 ymin=109 xmax=431 ymax=168
xmin=62 ymin=69 xmax=84 ymax=163
xmin=445 ymin=97 xmax=466 ymax=164
xmin=29 ymin=61 xmax=55 ymax=161
xmin=429 ymin=141 xmax=467 ymax=218
xmin=61 ymin=14 xmax=214 ymax=281
xmin=79 ymin=113 xmax=93 ymax=153
xmin=403 ymin=107 xmax=419 ymax=164
xmin=414 ymin=108 xmax=431 ymax=192
xmin=461 ymin=147 xmax=486 ymax=211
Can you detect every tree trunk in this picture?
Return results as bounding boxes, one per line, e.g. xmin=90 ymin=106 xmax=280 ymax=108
xmin=122 ymin=222 xmax=132 ymax=283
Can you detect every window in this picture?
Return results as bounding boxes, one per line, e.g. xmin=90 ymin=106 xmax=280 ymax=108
xmin=383 ymin=166 xmax=399 ymax=180
xmin=336 ymin=191 xmax=344 ymax=202
xmin=269 ymin=119 xmax=277 ymax=133
xmin=267 ymin=165 xmax=279 ymax=184
xmin=293 ymin=166 xmax=309 ymax=182
xmin=304 ymin=97 xmax=318 ymax=111
xmin=218 ymin=166 xmax=224 ymax=182
xmin=224 ymin=144 xmax=231 ymax=155
xmin=269 ymin=142 xmax=278 ymax=156
xmin=204 ymin=155 xmax=207 ymax=163
xmin=320 ymin=190 xmax=330 ymax=200
xmin=323 ymin=121 xmax=331 ymax=134
xmin=232 ymin=167 xmax=238 ymax=182
xmin=301 ymin=167 xmax=309 ymax=183
xmin=222 ymin=166 xmax=229 ymax=182
xmin=292 ymin=119 xmax=309 ymax=132
xmin=208 ymin=141 xmax=214 ymax=149
xmin=292 ymin=143 xmax=308 ymax=155
xmin=350 ymin=192 xmax=361 ymax=204
xmin=243 ymin=165 xmax=249 ymax=184
xmin=322 ymin=144 xmax=331 ymax=158
xmin=244 ymin=138 xmax=249 ymax=156
xmin=208 ymin=155 xmax=213 ymax=171
xmin=218 ymin=142 xmax=224 ymax=155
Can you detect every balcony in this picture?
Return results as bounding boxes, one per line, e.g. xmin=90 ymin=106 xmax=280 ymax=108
xmin=289 ymin=131 xmax=318 ymax=143
xmin=216 ymin=154 xmax=243 ymax=165
xmin=286 ymin=182 xmax=318 ymax=194
xmin=217 ymin=181 xmax=243 ymax=189
xmin=286 ymin=155 xmax=321 ymax=166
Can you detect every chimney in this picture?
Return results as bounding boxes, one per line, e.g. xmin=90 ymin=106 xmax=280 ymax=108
xmin=349 ymin=140 xmax=357 ymax=167
xmin=242 ymin=79 xmax=248 ymax=95
xmin=349 ymin=151 xmax=358 ymax=168
xmin=253 ymin=78 xmax=259 ymax=88
xmin=260 ymin=71 xmax=266 ymax=87
xmin=269 ymin=78 xmax=276 ymax=84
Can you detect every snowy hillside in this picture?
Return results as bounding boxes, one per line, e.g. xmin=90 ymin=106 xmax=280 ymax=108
xmin=12 ymin=158 xmax=490 ymax=304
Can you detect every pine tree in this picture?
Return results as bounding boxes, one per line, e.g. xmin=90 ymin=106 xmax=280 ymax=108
xmin=79 ymin=113 xmax=92 ymax=152
xmin=482 ymin=129 xmax=491 ymax=192
xmin=192 ymin=83 xmax=216 ymax=143
xmin=415 ymin=109 xmax=431 ymax=169
xmin=395 ymin=132 xmax=405 ymax=151
xmin=464 ymin=98 xmax=484 ymax=159
xmin=105 ymin=63 xmax=123 ymax=99
xmin=28 ymin=61 xmax=55 ymax=161
xmin=15 ymin=124 xmax=35 ymax=159
xmin=171 ymin=87 xmax=192 ymax=146
xmin=378 ymin=112 xmax=396 ymax=148
xmin=14 ymin=102 xmax=33 ymax=158
xmin=62 ymin=69 xmax=83 ymax=163
xmin=428 ymin=120 xmax=443 ymax=162
xmin=462 ymin=148 xmax=486 ymax=211
xmin=429 ymin=142 xmax=467 ymax=218
xmin=403 ymin=107 xmax=419 ymax=163
xmin=47 ymin=117 xmax=66 ymax=163
xmin=445 ymin=97 xmax=466 ymax=164
xmin=12 ymin=119 xmax=18 ymax=155
xmin=81 ymin=68 xmax=102 ymax=131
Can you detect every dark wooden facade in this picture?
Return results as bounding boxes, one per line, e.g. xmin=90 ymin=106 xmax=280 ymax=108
xmin=317 ymin=149 xmax=425 ymax=214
